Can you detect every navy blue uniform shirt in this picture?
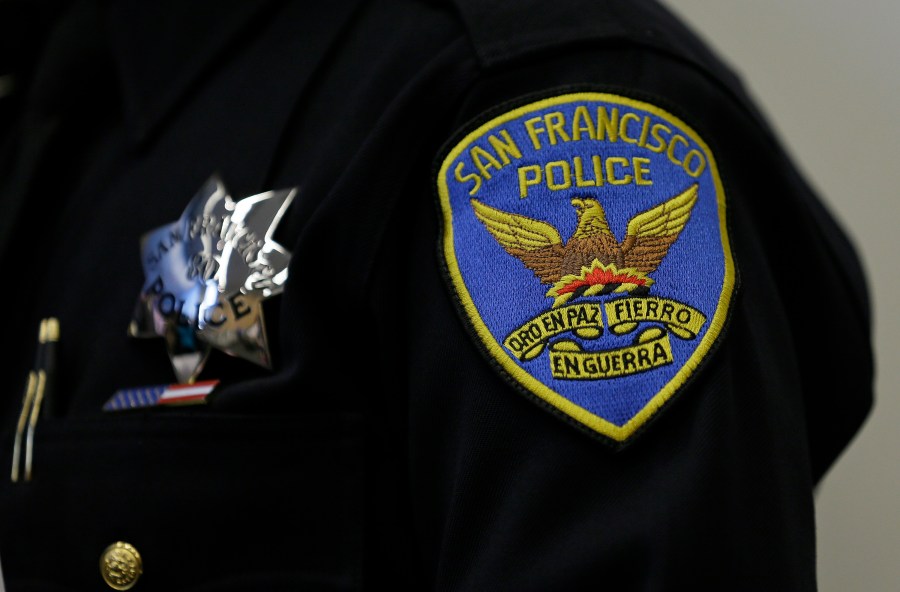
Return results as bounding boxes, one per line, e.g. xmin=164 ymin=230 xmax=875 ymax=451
xmin=0 ymin=0 xmax=874 ymax=590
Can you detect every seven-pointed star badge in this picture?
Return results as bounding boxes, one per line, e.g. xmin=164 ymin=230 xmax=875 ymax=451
xmin=129 ymin=174 xmax=297 ymax=384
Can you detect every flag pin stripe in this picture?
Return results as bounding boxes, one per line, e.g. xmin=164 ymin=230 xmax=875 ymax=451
xmin=103 ymin=380 xmax=219 ymax=412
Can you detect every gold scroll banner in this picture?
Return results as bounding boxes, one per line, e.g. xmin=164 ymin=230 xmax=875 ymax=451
xmin=504 ymin=302 xmax=603 ymax=361
xmin=605 ymin=296 xmax=706 ymax=339
xmin=550 ymin=328 xmax=673 ymax=380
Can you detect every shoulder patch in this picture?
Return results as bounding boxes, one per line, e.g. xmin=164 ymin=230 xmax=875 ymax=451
xmin=436 ymin=91 xmax=736 ymax=446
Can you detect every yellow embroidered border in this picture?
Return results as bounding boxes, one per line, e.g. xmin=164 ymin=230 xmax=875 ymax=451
xmin=437 ymin=92 xmax=735 ymax=442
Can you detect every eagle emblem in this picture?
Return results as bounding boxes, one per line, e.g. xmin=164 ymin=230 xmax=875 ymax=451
xmin=472 ymin=184 xmax=698 ymax=307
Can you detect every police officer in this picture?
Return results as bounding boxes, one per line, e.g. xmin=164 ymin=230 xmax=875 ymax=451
xmin=0 ymin=0 xmax=874 ymax=590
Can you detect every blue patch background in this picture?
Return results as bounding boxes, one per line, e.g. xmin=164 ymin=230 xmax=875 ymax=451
xmin=446 ymin=98 xmax=726 ymax=427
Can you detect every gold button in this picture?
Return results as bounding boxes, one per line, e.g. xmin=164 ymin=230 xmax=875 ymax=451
xmin=100 ymin=541 xmax=143 ymax=590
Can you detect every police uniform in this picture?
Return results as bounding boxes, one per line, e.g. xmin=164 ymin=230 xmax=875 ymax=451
xmin=0 ymin=0 xmax=874 ymax=590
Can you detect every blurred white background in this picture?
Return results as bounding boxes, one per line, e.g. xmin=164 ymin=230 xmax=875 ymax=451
xmin=661 ymin=1 xmax=900 ymax=590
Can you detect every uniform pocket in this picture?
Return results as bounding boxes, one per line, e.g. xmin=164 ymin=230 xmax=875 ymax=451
xmin=1 ymin=411 xmax=364 ymax=592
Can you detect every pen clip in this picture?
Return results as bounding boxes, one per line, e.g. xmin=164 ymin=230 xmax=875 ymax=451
xmin=10 ymin=371 xmax=37 ymax=483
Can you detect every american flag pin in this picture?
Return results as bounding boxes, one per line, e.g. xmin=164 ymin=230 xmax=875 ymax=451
xmin=103 ymin=380 xmax=219 ymax=412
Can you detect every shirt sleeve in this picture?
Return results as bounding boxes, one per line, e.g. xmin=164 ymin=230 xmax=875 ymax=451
xmin=399 ymin=37 xmax=874 ymax=592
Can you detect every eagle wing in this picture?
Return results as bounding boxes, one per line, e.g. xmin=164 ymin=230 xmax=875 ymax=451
xmin=621 ymin=184 xmax=699 ymax=273
xmin=471 ymin=199 xmax=566 ymax=284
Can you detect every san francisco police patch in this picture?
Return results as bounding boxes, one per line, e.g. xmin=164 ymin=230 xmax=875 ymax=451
xmin=436 ymin=91 xmax=736 ymax=445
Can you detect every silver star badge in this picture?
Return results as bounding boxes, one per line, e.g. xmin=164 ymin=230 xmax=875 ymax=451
xmin=129 ymin=174 xmax=296 ymax=384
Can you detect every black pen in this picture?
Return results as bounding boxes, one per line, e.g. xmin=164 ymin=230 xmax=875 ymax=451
xmin=40 ymin=317 xmax=59 ymax=418
xmin=25 ymin=318 xmax=59 ymax=480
